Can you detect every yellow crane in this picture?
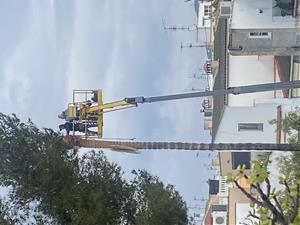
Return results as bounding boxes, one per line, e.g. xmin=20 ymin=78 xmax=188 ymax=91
xmin=62 ymin=80 xmax=300 ymax=138
xmin=63 ymin=89 xmax=137 ymax=137
xmin=60 ymin=80 xmax=300 ymax=153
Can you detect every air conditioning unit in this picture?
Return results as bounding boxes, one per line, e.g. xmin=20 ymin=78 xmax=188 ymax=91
xmin=212 ymin=210 xmax=227 ymax=225
xmin=219 ymin=1 xmax=231 ymax=18
xmin=214 ymin=215 xmax=226 ymax=225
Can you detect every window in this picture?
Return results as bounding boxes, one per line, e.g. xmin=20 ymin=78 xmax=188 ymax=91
xmin=232 ymin=152 xmax=251 ymax=169
xmin=204 ymin=5 xmax=211 ymax=16
xmin=249 ymin=32 xmax=271 ymax=39
xmin=209 ymin=180 xmax=219 ymax=195
xmin=204 ymin=111 xmax=212 ymax=117
xmin=238 ymin=123 xmax=263 ymax=131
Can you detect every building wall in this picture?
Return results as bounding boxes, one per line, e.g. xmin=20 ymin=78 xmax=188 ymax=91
xmin=229 ymin=28 xmax=299 ymax=55
xmin=236 ymin=203 xmax=258 ymax=225
xmin=228 ymin=55 xmax=282 ymax=106
xmin=229 ymin=0 xmax=299 ymax=55
xmin=197 ymin=1 xmax=211 ymax=28
xmin=231 ymin=0 xmax=296 ymax=29
xmin=254 ymin=98 xmax=300 ymax=143
xmin=219 ymin=152 xmax=267 ymax=176
xmin=203 ymin=207 xmax=213 ymax=225
xmin=228 ymin=187 xmax=251 ymax=225
xmin=217 ymin=100 xmax=300 ymax=175
xmin=292 ymin=61 xmax=300 ymax=97
xmin=229 ymin=29 xmax=299 ymax=55
xmin=216 ymin=105 xmax=277 ymax=176
xmin=214 ymin=105 xmax=277 ymax=143
xmin=219 ymin=152 xmax=231 ymax=176
xmin=203 ymin=195 xmax=220 ymax=225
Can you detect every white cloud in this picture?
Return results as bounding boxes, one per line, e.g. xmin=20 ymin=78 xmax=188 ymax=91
xmin=62 ymin=0 xmax=212 ymax=205
xmin=0 ymin=0 xmax=214 ymax=214
xmin=0 ymin=1 xmax=55 ymax=115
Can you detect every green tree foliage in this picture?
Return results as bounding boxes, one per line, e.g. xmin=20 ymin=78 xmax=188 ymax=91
xmin=0 ymin=113 xmax=188 ymax=225
xmin=227 ymin=159 xmax=300 ymax=225
xmin=273 ymin=107 xmax=300 ymax=180
xmin=270 ymin=107 xmax=300 ymax=144
xmin=132 ymin=170 xmax=188 ymax=225
xmin=0 ymin=199 xmax=13 ymax=225
xmin=227 ymin=108 xmax=300 ymax=225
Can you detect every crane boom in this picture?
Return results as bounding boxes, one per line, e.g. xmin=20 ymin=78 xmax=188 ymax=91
xmin=62 ymin=80 xmax=300 ymax=137
xmin=124 ymin=80 xmax=300 ymax=104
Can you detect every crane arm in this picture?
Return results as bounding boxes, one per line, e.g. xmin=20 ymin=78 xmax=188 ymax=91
xmin=63 ymin=80 xmax=300 ymax=138
xmin=124 ymin=80 xmax=300 ymax=105
xmin=86 ymin=100 xmax=136 ymax=113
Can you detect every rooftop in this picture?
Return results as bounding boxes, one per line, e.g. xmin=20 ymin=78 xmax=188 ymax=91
xmin=211 ymin=18 xmax=228 ymax=143
xmin=231 ymin=0 xmax=296 ymax=29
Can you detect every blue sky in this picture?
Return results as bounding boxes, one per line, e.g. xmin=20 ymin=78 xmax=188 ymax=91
xmin=0 ymin=0 xmax=214 ymax=216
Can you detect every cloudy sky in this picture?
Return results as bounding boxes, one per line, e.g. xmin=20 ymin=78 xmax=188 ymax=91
xmin=0 ymin=0 xmax=214 ymax=216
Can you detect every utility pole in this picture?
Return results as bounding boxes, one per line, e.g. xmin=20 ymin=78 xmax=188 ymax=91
xmin=66 ymin=137 xmax=300 ymax=152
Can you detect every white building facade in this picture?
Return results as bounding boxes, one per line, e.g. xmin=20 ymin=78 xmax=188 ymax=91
xmin=228 ymin=55 xmax=283 ymax=106
xmin=228 ymin=0 xmax=300 ymax=55
xmin=195 ymin=0 xmax=212 ymax=28
xmin=214 ymin=99 xmax=300 ymax=224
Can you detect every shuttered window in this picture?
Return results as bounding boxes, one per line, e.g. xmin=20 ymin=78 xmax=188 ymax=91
xmin=232 ymin=152 xmax=251 ymax=169
xmin=249 ymin=32 xmax=271 ymax=39
xmin=238 ymin=123 xmax=263 ymax=131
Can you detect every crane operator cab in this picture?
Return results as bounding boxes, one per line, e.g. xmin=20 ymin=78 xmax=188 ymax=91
xmin=58 ymin=89 xmax=137 ymax=137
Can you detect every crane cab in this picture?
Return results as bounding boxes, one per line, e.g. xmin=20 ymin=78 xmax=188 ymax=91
xmin=64 ymin=89 xmax=104 ymax=137
xmin=62 ymin=89 xmax=136 ymax=138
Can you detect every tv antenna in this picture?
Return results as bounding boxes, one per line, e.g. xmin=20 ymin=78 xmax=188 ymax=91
xmin=180 ymin=42 xmax=212 ymax=52
xmin=187 ymin=73 xmax=210 ymax=79
xmin=162 ymin=18 xmax=197 ymax=31
xmin=194 ymin=197 xmax=207 ymax=202
xmin=162 ymin=18 xmax=203 ymax=41
xmin=184 ymin=87 xmax=203 ymax=92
